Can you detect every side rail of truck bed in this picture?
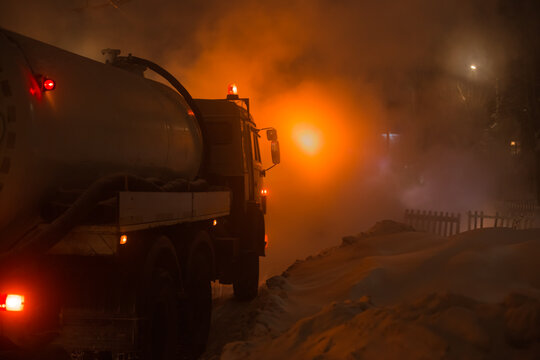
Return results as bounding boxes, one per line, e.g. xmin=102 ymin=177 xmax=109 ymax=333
xmin=47 ymin=191 xmax=231 ymax=256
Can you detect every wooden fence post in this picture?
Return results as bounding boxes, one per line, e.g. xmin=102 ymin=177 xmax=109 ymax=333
xmin=436 ymin=211 xmax=442 ymax=235
xmin=480 ymin=211 xmax=484 ymax=228
xmin=443 ymin=211 xmax=450 ymax=236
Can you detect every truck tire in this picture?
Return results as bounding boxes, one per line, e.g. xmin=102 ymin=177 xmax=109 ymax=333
xmin=233 ymin=206 xmax=263 ymax=301
xmin=233 ymin=252 xmax=259 ymax=301
xmin=138 ymin=236 xmax=183 ymax=360
xmin=142 ymin=266 xmax=182 ymax=360
xmin=180 ymin=233 xmax=213 ymax=359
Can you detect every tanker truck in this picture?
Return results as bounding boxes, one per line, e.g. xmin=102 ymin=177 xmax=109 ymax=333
xmin=0 ymin=28 xmax=280 ymax=360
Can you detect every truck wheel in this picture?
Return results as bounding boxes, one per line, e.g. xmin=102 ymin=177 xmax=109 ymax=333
xmin=181 ymin=240 xmax=212 ymax=359
xmin=142 ymin=267 xmax=181 ymax=360
xmin=233 ymin=252 xmax=259 ymax=301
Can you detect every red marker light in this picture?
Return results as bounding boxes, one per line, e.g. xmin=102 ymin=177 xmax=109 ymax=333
xmin=43 ymin=78 xmax=56 ymax=91
xmin=0 ymin=294 xmax=25 ymax=311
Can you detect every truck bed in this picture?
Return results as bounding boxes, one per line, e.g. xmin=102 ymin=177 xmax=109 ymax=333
xmin=47 ymin=190 xmax=231 ymax=256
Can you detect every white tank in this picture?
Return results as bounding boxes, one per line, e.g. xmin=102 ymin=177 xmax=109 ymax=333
xmin=0 ymin=29 xmax=203 ymax=243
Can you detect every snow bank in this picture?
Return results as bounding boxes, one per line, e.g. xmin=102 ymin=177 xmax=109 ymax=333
xmin=204 ymin=221 xmax=540 ymax=359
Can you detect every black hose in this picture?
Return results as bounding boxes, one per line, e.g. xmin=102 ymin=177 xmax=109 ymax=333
xmin=10 ymin=173 xmax=161 ymax=257
xmin=114 ymin=55 xmax=210 ymax=178
xmin=6 ymin=174 xmax=211 ymax=260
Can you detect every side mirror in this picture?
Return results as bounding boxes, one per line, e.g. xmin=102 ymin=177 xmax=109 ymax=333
xmin=261 ymin=128 xmax=280 ymax=175
xmin=266 ymin=128 xmax=278 ymax=141
xmin=271 ymin=141 xmax=280 ymax=165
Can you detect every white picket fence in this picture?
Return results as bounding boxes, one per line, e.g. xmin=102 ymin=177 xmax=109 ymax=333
xmin=467 ymin=210 xmax=536 ymax=230
xmin=404 ymin=207 xmax=539 ymax=235
xmin=499 ymin=199 xmax=540 ymax=216
xmin=404 ymin=209 xmax=461 ymax=236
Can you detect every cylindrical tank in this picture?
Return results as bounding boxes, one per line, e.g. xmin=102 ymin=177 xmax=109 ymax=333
xmin=0 ymin=29 xmax=203 ymax=244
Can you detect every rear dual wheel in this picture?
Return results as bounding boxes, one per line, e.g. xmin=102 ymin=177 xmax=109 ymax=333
xmin=143 ymin=267 xmax=182 ymax=360
xmin=141 ymin=234 xmax=212 ymax=360
xmin=180 ymin=247 xmax=212 ymax=359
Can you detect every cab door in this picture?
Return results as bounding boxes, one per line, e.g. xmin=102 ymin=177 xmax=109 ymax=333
xmin=250 ymin=126 xmax=263 ymax=200
xmin=241 ymin=122 xmax=262 ymax=201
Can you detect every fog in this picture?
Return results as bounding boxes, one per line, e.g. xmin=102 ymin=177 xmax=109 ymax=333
xmin=0 ymin=0 xmax=521 ymax=277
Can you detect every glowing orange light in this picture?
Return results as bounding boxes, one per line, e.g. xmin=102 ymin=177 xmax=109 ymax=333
xmin=510 ymin=141 xmax=516 ymax=146
xmin=470 ymin=64 xmax=477 ymax=70
xmin=228 ymin=83 xmax=238 ymax=95
xmin=120 ymin=235 xmax=127 ymax=245
xmin=3 ymin=294 xmax=24 ymax=312
xmin=265 ymin=234 xmax=268 ymax=249
xmin=213 ymin=219 xmax=217 ymax=226
xmin=261 ymin=188 xmax=268 ymax=196
xmin=43 ymin=78 xmax=56 ymax=91
xmin=292 ymin=123 xmax=323 ymax=155
xmin=187 ymin=109 xmax=195 ymax=117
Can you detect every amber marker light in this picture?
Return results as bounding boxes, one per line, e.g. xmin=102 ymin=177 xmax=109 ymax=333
xmin=261 ymin=188 xmax=268 ymax=196
xmin=212 ymin=219 xmax=218 ymax=226
xmin=0 ymin=294 xmax=25 ymax=312
xmin=228 ymin=83 xmax=238 ymax=95
xmin=120 ymin=235 xmax=128 ymax=245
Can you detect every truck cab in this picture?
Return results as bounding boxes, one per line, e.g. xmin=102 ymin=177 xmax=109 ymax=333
xmin=194 ymin=91 xmax=280 ymax=293
xmin=196 ymin=87 xmax=280 ymax=238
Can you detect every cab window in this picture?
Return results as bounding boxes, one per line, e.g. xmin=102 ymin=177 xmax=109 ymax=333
xmin=252 ymin=131 xmax=262 ymax=162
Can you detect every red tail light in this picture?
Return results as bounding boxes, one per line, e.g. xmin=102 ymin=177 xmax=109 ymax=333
xmin=43 ymin=78 xmax=56 ymax=91
xmin=0 ymin=294 xmax=25 ymax=312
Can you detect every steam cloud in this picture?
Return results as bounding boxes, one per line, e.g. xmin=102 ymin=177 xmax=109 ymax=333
xmin=0 ymin=0 xmax=516 ymax=277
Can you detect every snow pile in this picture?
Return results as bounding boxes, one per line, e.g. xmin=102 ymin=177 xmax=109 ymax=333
xmin=205 ymin=221 xmax=540 ymax=359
